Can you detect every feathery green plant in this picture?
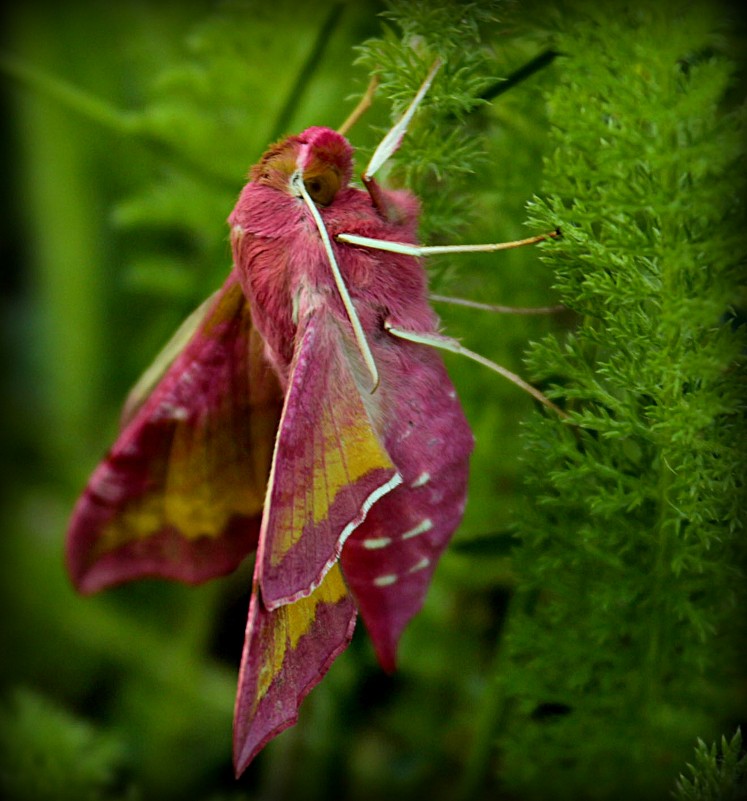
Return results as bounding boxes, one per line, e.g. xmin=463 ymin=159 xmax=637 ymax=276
xmin=487 ymin=3 xmax=746 ymax=800
xmin=0 ymin=689 xmax=125 ymax=801
xmin=674 ymin=729 xmax=746 ymax=801
xmin=355 ymin=0 xmax=504 ymax=240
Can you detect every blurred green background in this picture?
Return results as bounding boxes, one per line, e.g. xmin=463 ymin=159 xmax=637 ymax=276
xmin=1 ymin=2 xmax=744 ymax=800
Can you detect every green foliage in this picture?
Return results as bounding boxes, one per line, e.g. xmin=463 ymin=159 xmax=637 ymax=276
xmin=497 ymin=2 xmax=747 ymax=799
xmin=674 ymin=729 xmax=747 ymax=801
xmin=0 ymin=689 xmax=125 ymax=801
xmin=108 ymin=0 xmax=384 ymax=387
xmin=355 ymin=0 xmax=504 ymax=238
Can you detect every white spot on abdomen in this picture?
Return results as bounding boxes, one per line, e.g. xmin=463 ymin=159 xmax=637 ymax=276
xmin=408 ymin=557 xmax=430 ymax=574
xmin=374 ymin=574 xmax=398 ymax=587
xmin=363 ymin=536 xmax=392 ymax=550
xmin=399 ymin=425 xmax=414 ymax=443
xmin=402 ymin=519 xmax=433 ymax=540
xmin=411 ymin=472 xmax=430 ymax=488
xmin=159 ymin=402 xmax=189 ymax=421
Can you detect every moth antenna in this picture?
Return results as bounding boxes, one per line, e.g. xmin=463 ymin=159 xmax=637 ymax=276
xmin=337 ymin=74 xmax=380 ymax=136
xmin=292 ymin=171 xmax=380 ymax=392
xmin=384 ymin=323 xmax=568 ymax=419
xmin=430 ymin=295 xmax=565 ymax=315
xmin=336 ymin=229 xmax=559 ymax=257
xmin=363 ymin=57 xmax=442 ymax=181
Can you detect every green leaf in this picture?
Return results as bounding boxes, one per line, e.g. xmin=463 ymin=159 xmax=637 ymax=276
xmin=673 ymin=729 xmax=747 ymax=801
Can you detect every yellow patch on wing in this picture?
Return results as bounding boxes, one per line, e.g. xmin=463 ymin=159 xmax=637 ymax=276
xmin=93 ymin=280 xmax=280 ymax=557
xmin=255 ymin=562 xmax=348 ymax=707
xmin=270 ymin=401 xmax=394 ymax=566
xmin=96 ymin=420 xmax=267 ymax=553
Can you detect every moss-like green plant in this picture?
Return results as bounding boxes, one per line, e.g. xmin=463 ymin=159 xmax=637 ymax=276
xmin=490 ymin=3 xmax=746 ymax=800
xmin=356 ymin=0 xmax=503 ymax=239
xmin=674 ymin=729 xmax=746 ymax=801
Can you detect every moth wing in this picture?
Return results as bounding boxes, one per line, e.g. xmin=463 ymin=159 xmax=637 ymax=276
xmin=341 ymin=341 xmax=473 ymax=671
xmin=120 ymin=290 xmax=222 ymax=426
xmin=233 ymin=561 xmax=356 ymax=775
xmin=258 ymin=307 xmax=402 ymax=609
xmin=66 ymin=271 xmax=282 ymax=593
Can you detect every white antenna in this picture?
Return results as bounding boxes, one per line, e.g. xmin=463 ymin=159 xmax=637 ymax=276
xmin=364 ymin=58 xmax=443 ymax=180
xmin=292 ymin=170 xmax=379 ymax=392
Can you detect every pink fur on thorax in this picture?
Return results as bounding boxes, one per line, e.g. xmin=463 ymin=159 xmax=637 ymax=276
xmin=229 ymin=127 xmax=437 ymax=385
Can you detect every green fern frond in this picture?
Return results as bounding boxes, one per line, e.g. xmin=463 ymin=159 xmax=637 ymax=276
xmin=356 ymin=0 xmax=506 ymax=238
xmin=494 ymin=3 xmax=746 ymax=799
xmin=674 ymin=729 xmax=746 ymax=801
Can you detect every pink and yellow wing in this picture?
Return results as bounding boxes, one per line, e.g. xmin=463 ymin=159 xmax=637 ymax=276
xmin=232 ymin=562 xmax=356 ymax=775
xmin=257 ymin=307 xmax=402 ymax=609
xmin=233 ymin=306 xmax=403 ymax=773
xmin=341 ymin=339 xmax=474 ymax=671
xmin=66 ymin=271 xmax=283 ymax=593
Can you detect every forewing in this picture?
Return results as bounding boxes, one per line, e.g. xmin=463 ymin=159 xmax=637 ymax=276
xmin=119 ymin=290 xmax=222 ymax=426
xmin=233 ymin=562 xmax=356 ymax=775
xmin=67 ymin=271 xmax=283 ymax=593
xmin=341 ymin=342 xmax=473 ymax=671
xmin=258 ymin=308 xmax=402 ymax=609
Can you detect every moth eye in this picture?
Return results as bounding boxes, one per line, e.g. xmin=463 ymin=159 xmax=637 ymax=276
xmin=303 ymin=169 xmax=341 ymax=206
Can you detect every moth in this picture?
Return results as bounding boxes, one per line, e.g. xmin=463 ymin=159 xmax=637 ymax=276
xmin=66 ymin=61 xmax=559 ymax=775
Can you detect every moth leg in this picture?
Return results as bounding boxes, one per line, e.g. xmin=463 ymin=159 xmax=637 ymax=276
xmin=429 ymin=295 xmax=565 ymax=315
xmin=361 ymin=58 xmax=442 ymax=220
xmin=360 ymin=175 xmax=393 ymax=221
xmin=335 ymin=229 xmax=559 ymax=257
xmin=362 ymin=58 xmax=442 ymax=183
xmin=384 ymin=323 xmax=568 ymax=419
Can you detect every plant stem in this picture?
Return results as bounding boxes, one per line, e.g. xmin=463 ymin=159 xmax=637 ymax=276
xmin=269 ymin=2 xmax=345 ymax=140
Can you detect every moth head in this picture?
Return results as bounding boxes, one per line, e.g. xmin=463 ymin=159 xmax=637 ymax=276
xmin=251 ymin=127 xmax=353 ymax=206
xmin=296 ymin=127 xmax=353 ymax=206
xmin=251 ymin=137 xmax=299 ymax=194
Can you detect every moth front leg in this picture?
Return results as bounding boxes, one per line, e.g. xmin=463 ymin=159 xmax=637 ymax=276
xmin=384 ymin=321 xmax=568 ymax=419
xmin=335 ymin=230 xmax=559 ymax=257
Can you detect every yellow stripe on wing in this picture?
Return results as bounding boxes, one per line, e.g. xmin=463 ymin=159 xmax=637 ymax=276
xmin=96 ymin=420 xmax=267 ymax=553
xmin=254 ymin=562 xmax=349 ymax=707
xmin=270 ymin=413 xmax=395 ymax=566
